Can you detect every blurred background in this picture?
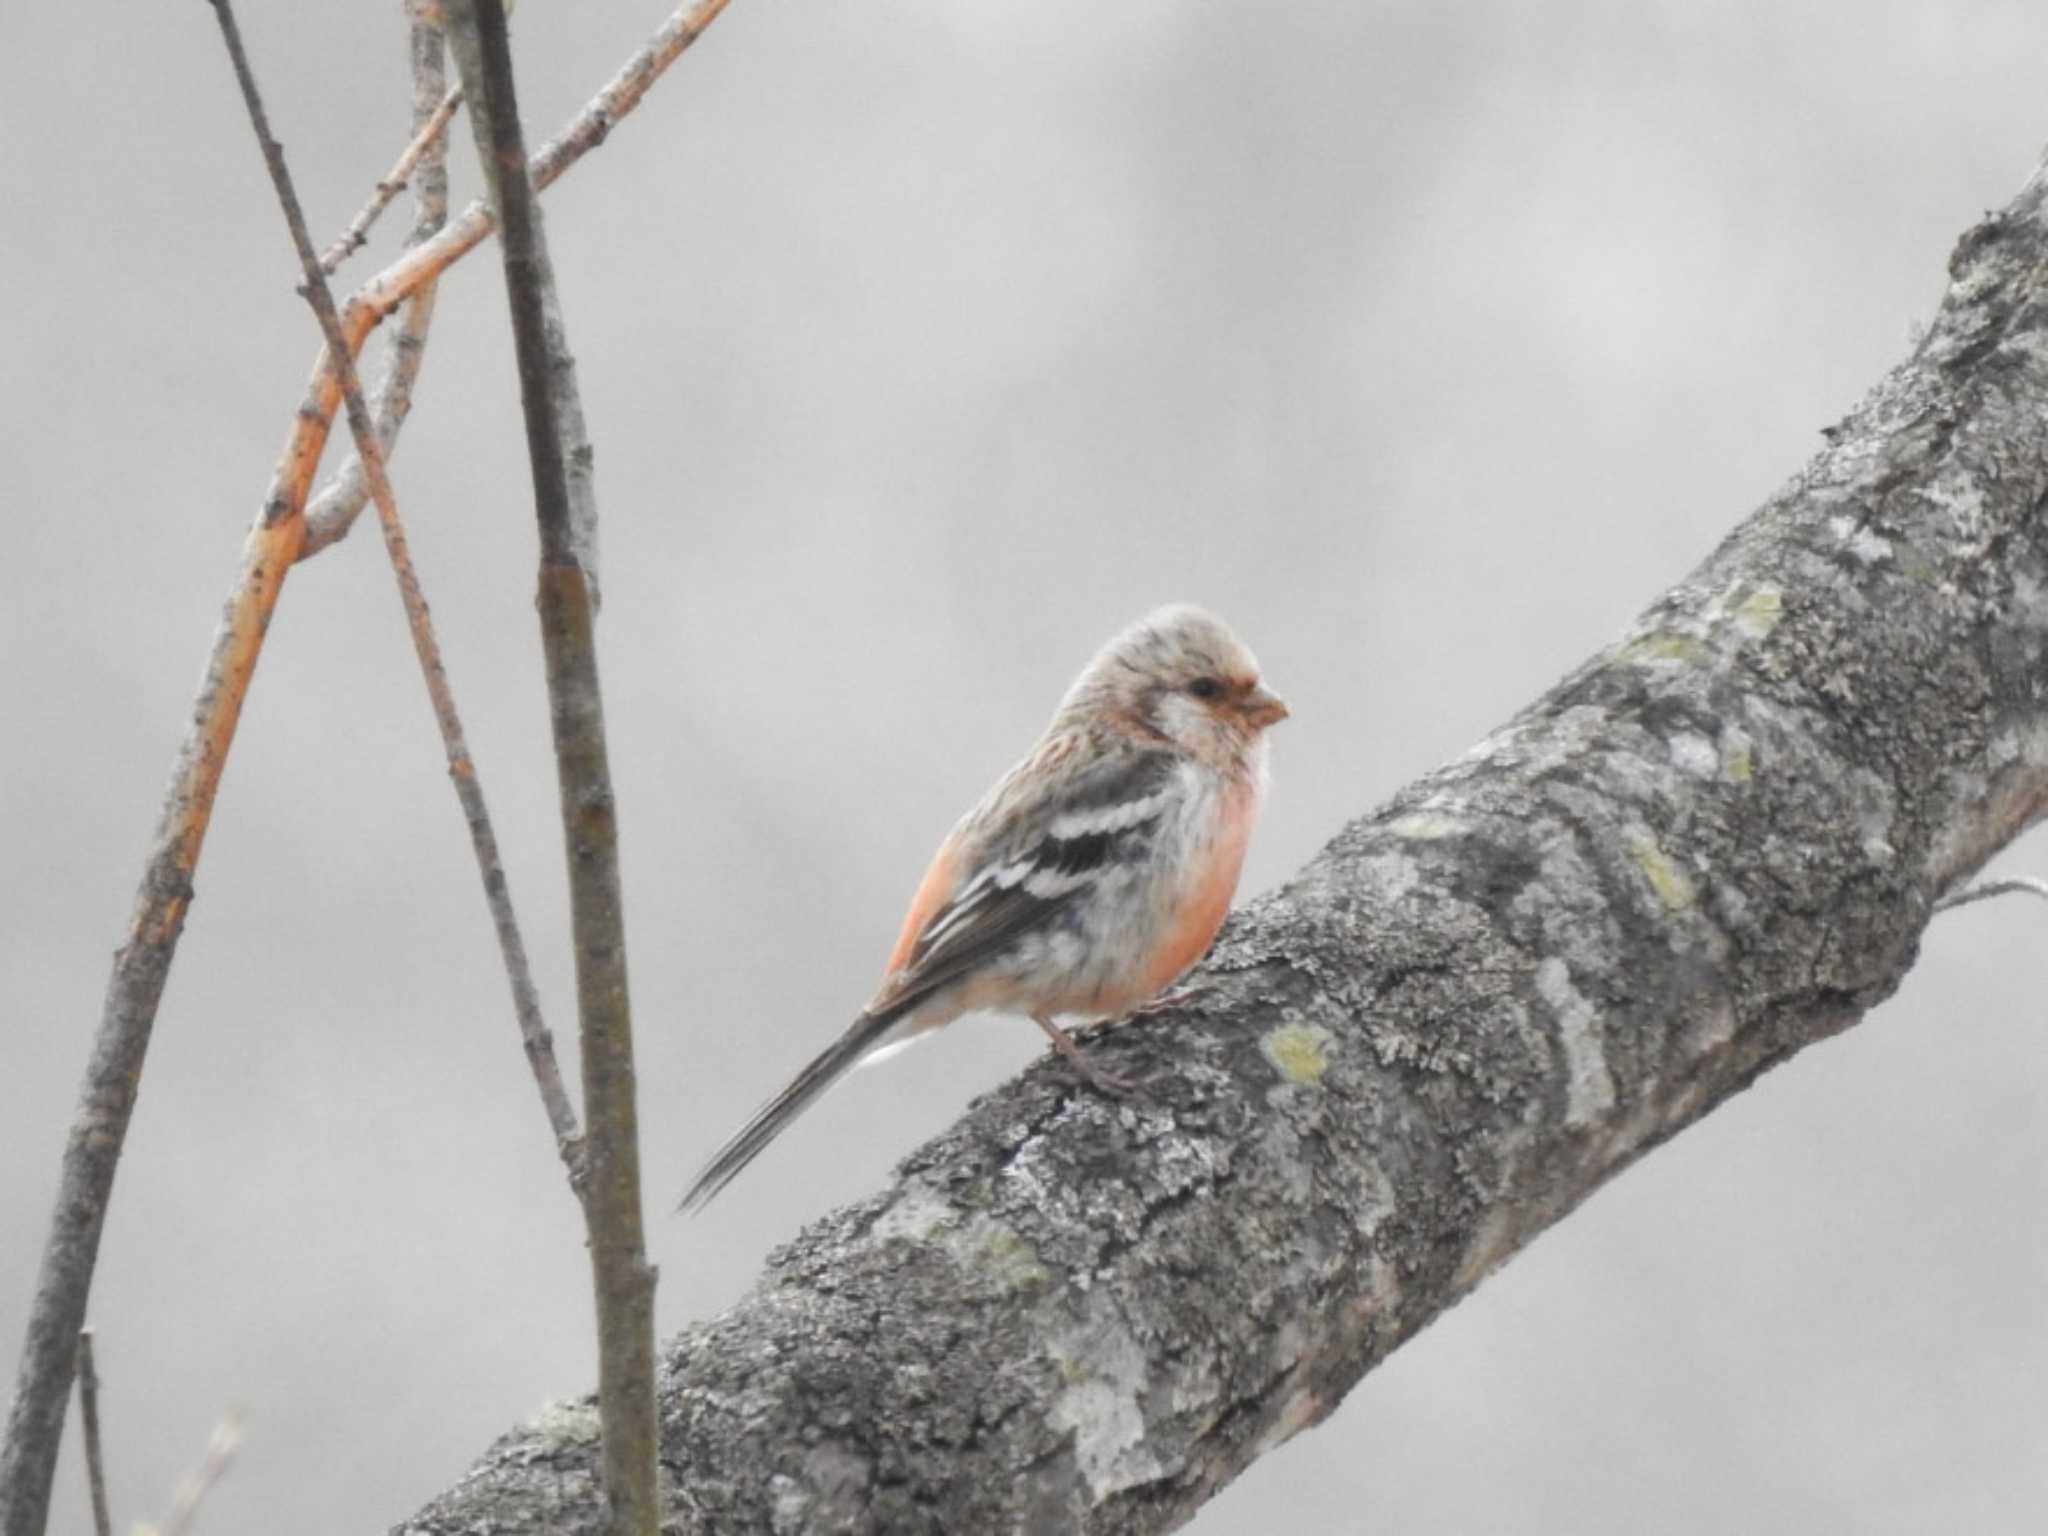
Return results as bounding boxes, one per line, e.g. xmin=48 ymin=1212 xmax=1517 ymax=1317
xmin=4 ymin=2 xmax=2045 ymax=1531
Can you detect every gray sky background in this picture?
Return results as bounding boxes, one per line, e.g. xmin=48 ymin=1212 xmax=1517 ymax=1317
xmin=4 ymin=2 xmax=2046 ymax=1531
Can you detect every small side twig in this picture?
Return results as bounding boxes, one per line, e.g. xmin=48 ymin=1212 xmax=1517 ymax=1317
xmin=302 ymin=0 xmax=453 ymax=559
xmin=297 ymin=0 xmax=733 ymax=561
xmin=75 ymin=1332 xmax=111 ymax=1536
xmin=1933 ymin=875 xmax=2048 ymax=912
xmin=209 ymin=0 xmax=586 ymax=1189
xmin=450 ymin=3 xmax=658 ymax=1532
xmin=146 ymin=1414 xmax=242 ymax=1536
xmin=317 ymin=83 xmax=463 ymax=274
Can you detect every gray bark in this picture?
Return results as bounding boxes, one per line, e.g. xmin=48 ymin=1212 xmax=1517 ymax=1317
xmin=394 ymin=161 xmax=2048 ymax=1534
xmin=450 ymin=4 xmax=659 ymax=1532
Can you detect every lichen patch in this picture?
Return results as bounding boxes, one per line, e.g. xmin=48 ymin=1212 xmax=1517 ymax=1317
xmin=1731 ymin=584 xmax=1783 ymax=639
xmin=529 ymin=1398 xmax=601 ymax=1448
xmin=1625 ymin=827 xmax=1697 ymax=912
xmin=971 ymin=1223 xmax=1050 ymax=1295
xmin=1388 ymin=810 xmax=1466 ymax=841
xmin=1624 ymin=631 xmax=1704 ymax=664
xmin=1666 ymin=730 xmax=1719 ymax=778
xmin=1048 ymin=1310 xmax=1163 ymax=1501
xmin=1534 ymin=957 xmax=1616 ymax=1126
xmin=1262 ymin=1021 xmax=1333 ymax=1086
xmin=1828 ymin=514 xmax=1894 ymax=565
xmin=1720 ymin=724 xmax=1755 ymax=783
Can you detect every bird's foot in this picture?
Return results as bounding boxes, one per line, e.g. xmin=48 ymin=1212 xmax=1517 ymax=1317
xmin=1063 ymin=1051 xmax=1145 ymax=1101
xmin=1033 ymin=1013 xmax=1144 ymax=1100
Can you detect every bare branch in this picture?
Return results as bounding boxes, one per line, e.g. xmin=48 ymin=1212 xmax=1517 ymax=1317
xmin=1934 ymin=875 xmax=2048 ymax=912
xmin=318 ymin=85 xmax=463 ymax=275
xmin=392 ymin=154 xmax=2048 ymax=1534
xmin=149 ymin=1414 xmax=242 ymax=1536
xmin=449 ymin=1 xmax=656 ymax=1529
xmin=210 ymin=0 xmax=587 ymax=1188
xmin=0 ymin=6 xmax=735 ymax=1528
xmin=302 ymin=0 xmax=454 ymax=557
xmin=74 ymin=1333 xmax=110 ymax=1536
xmin=0 ymin=316 xmax=303 ymax=1536
xmin=299 ymin=0 xmax=733 ymax=561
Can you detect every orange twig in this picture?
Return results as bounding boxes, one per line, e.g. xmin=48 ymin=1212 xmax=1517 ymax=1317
xmin=301 ymin=1 xmax=455 ymax=555
xmin=0 ymin=466 xmax=301 ymax=1536
xmin=218 ymin=0 xmax=588 ymax=1190
xmin=319 ymin=84 xmax=463 ymax=274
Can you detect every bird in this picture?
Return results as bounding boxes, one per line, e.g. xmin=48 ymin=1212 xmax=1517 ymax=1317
xmin=677 ymin=604 xmax=1288 ymax=1213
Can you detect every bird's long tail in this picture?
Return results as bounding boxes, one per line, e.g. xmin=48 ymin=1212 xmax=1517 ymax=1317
xmin=676 ymin=1007 xmax=907 ymax=1214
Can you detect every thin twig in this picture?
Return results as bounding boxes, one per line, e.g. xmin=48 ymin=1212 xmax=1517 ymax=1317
xmin=1933 ymin=875 xmax=2048 ymax=912
xmin=302 ymin=0 xmax=452 ymax=558
xmin=0 ymin=7 xmax=734 ymax=1526
xmin=301 ymin=0 xmax=733 ymax=560
xmin=450 ymin=3 xmax=657 ymax=1531
xmin=318 ymin=84 xmax=463 ymax=274
xmin=149 ymin=1414 xmax=242 ymax=1536
xmin=75 ymin=1332 xmax=111 ymax=1536
xmin=210 ymin=0 xmax=586 ymax=1189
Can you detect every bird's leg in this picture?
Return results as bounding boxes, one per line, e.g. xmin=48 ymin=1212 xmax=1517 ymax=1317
xmin=1032 ymin=1013 xmax=1142 ymax=1099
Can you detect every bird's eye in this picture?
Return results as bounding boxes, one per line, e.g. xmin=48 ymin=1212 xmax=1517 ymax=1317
xmin=1187 ymin=677 xmax=1223 ymax=701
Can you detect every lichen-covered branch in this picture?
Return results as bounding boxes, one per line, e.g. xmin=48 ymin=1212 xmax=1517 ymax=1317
xmin=448 ymin=2 xmax=656 ymax=1532
xmin=395 ymin=158 xmax=2048 ymax=1536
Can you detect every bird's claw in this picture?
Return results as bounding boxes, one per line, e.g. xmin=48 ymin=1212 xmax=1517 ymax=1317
xmin=1061 ymin=1052 xmax=1145 ymax=1101
xmin=1033 ymin=1012 xmax=1147 ymax=1101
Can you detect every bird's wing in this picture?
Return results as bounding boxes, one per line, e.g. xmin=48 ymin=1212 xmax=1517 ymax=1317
xmin=681 ymin=747 xmax=1179 ymax=1214
xmin=877 ymin=742 xmax=1181 ymax=1016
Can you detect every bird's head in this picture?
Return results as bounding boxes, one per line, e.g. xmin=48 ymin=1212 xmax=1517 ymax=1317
xmin=1055 ymin=604 xmax=1289 ymax=771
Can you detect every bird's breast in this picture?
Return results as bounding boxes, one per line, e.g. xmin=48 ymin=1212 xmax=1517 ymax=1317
xmin=1090 ymin=771 xmax=1259 ymax=1011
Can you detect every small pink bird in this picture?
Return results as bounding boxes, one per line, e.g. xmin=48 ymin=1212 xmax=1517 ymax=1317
xmin=678 ymin=605 xmax=1288 ymax=1212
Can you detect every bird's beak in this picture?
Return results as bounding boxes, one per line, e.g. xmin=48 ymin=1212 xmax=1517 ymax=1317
xmin=1238 ymin=686 xmax=1290 ymax=730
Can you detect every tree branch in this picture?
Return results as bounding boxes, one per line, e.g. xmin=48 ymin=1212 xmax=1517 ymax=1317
xmin=318 ymin=84 xmax=463 ymax=276
xmin=300 ymin=0 xmax=732 ymax=561
xmin=1933 ymin=874 xmax=2048 ymax=912
xmin=447 ymin=2 xmax=655 ymax=1531
xmin=152 ymin=1414 xmax=241 ymax=1536
xmin=74 ymin=1333 xmax=109 ymax=1536
xmin=210 ymin=0 xmax=586 ymax=1192
xmin=0 ymin=334 xmax=302 ymax=1536
xmin=394 ymin=159 xmax=2048 ymax=1533
xmin=301 ymin=1 xmax=454 ymax=555
xmin=0 ymin=7 xmax=733 ymax=1530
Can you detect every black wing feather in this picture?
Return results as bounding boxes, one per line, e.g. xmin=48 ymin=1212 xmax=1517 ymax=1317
xmin=885 ymin=748 xmax=1178 ymax=1012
